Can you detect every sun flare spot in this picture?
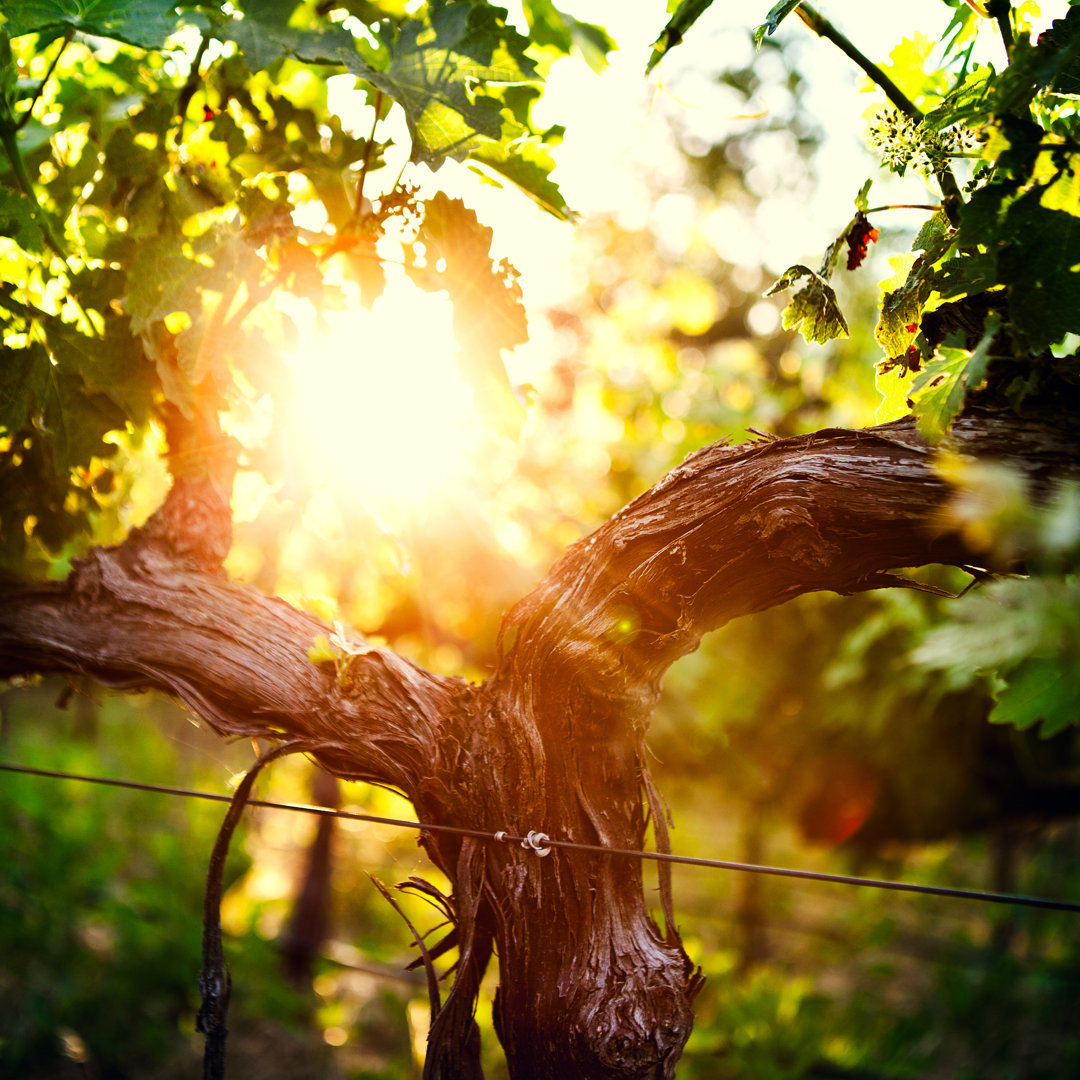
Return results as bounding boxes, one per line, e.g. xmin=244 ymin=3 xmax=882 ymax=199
xmin=283 ymin=276 xmax=477 ymax=515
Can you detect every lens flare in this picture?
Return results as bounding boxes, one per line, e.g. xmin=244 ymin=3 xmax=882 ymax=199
xmin=282 ymin=275 xmax=478 ymax=516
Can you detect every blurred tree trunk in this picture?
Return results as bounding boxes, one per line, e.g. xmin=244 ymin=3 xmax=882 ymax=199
xmin=736 ymin=798 xmax=770 ymax=977
xmin=280 ymin=769 xmax=340 ymax=987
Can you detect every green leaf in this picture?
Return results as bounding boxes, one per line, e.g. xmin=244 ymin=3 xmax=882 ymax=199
xmin=990 ymin=657 xmax=1080 ymax=738
xmin=48 ymin=320 xmax=154 ymax=427
xmin=205 ymin=4 xmax=361 ymax=74
xmin=753 ymin=0 xmax=805 ymax=49
xmin=875 ymin=219 xmax=956 ymax=357
xmin=647 ymin=0 xmax=714 ymax=73
xmin=345 ymin=3 xmax=539 ymax=166
xmin=876 ymin=258 xmax=928 ymax=359
xmin=1046 ymin=7 xmax=1080 ymax=96
xmin=999 ymin=192 xmax=1080 ymax=353
xmin=3 ymin=0 xmax=184 ymax=48
xmin=912 ymin=209 xmax=950 ymax=253
xmin=0 ymin=187 xmax=47 ymax=255
xmin=468 ymin=118 xmax=570 ymax=220
xmin=766 ymin=264 xmax=849 ymax=345
xmin=923 ymin=67 xmax=992 ymax=131
xmin=125 ymin=226 xmax=261 ymax=414
xmin=0 ymin=340 xmax=50 ymax=434
xmin=408 ymin=192 xmax=528 ymax=435
xmin=44 ymin=367 xmax=127 ymax=470
xmin=522 ymin=0 xmax=615 ymax=72
xmin=933 ymin=252 xmax=998 ymax=301
xmin=909 ymin=314 xmax=998 ymax=443
xmin=0 ymin=27 xmax=16 ymax=118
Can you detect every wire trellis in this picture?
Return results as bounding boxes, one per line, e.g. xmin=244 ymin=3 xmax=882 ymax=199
xmin=3 ymin=760 xmax=1079 ymax=914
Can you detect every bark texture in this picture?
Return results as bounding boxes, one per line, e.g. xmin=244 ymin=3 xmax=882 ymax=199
xmin=1 ymin=406 xmax=1078 ymax=1079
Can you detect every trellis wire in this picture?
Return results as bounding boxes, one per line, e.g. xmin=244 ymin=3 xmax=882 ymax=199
xmin=3 ymin=760 xmax=1079 ymax=914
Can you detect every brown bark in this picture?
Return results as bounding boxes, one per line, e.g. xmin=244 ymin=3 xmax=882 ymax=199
xmin=1 ymin=406 xmax=1078 ymax=1078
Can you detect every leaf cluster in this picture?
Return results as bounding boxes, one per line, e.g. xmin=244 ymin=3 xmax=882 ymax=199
xmin=0 ymin=0 xmax=597 ymax=570
xmin=751 ymin=4 xmax=1080 ymax=444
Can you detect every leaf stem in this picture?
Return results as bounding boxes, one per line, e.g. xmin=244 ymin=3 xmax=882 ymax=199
xmin=986 ymin=0 xmax=1013 ymax=57
xmin=795 ymin=4 xmax=964 ymax=223
xmin=16 ymin=29 xmax=73 ymax=131
xmin=174 ymin=34 xmax=210 ymax=143
xmin=795 ymin=4 xmax=917 ymax=122
xmin=350 ymin=91 xmax=384 ymax=227
xmin=865 ymin=203 xmax=943 ymax=213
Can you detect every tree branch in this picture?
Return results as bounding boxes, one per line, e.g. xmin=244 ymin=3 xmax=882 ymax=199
xmin=496 ymin=406 xmax=1080 ymax=713
xmin=15 ymin=29 xmax=74 ymax=131
xmin=0 ymin=484 xmax=456 ymax=800
xmin=795 ymin=3 xmax=964 ymax=221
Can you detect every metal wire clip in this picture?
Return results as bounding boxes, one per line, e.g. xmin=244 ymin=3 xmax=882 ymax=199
xmin=521 ymin=830 xmax=552 ymax=857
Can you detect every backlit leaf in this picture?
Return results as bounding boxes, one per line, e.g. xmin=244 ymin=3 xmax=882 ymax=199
xmin=0 ymin=188 xmax=47 ymax=256
xmin=523 ymin=0 xmax=615 ymax=72
xmin=345 ymin=3 xmax=539 ymax=166
xmin=125 ymin=227 xmax=261 ymax=414
xmin=999 ymin=192 xmax=1080 ymax=352
xmin=204 ymin=3 xmax=361 ymax=74
xmin=875 ymin=219 xmax=956 ymax=357
xmin=408 ymin=193 xmax=528 ymax=435
xmin=0 ymin=341 xmax=50 ymax=435
xmin=909 ymin=315 xmax=998 ymax=443
xmin=468 ymin=117 xmax=570 ymax=220
xmin=766 ymin=264 xmax=849 ymax=345
xmin=3 ymin=0 xmax=184 ymax=48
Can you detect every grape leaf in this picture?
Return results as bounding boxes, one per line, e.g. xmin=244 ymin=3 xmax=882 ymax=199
xmin=923 ymin=67 xmax=992 ymax=131
xmin=125 ymin=227 xmax=260 ymax=414
xmin=468 ymin=118 xmax=570 ymax=220
xmin=44 ymin=367 xmax=127 ymax=470
xmin=909 ymin=315 xmax=998 ymax=444
xmin=0 ymin=27 xmax=16 ymax=117
xmin=875 ymin=218 xmax=956 ymax=356
xmin=933 ymin=252 xmax=998 ymax=301
xmin=202 ymin=3 xmax=361 ymax=74
xmin=753 ymin=0 xmax=805 ymax=48
xmin=3 ymin=0 xmax=184 ymax=48
xmin=766 ymin=264 xmax=849 ymax=345
xmin=998 ymin=192 xmax=1080 ymax=353
xmin=522 ymin=0 xmax=615 ymax=72
xmin=0 ymin=340 xmax=50 ymax=435
xmin=48 ymin=320 xmax=154 ymax=426
xmin=990 ymin=657 xmax=1080 ymax=738
xmin=408 ymin=193 xmax=528 ymax=435
xmin=0 ymin=188 xmax=47 ymax=255
xmin=345 ymin=2 xmax=539 ymax=166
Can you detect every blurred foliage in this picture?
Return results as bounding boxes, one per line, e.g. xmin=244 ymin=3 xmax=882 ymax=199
xmin=0 ymin=683 xmax=438 ymax=1078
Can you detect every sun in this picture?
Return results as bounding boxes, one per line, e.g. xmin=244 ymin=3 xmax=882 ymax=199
xmin=282 ymin=272 xmax=479 ymax=516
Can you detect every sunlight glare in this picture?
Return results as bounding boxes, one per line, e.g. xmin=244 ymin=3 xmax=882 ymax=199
xmin=283 ymin=275 xmax=477 ymax=517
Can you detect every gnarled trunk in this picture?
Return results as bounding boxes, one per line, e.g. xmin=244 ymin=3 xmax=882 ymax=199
xmin=2 ymin=407 xmax=1078 ymax=1077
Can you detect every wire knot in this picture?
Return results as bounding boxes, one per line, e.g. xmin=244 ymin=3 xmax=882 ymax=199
xmin=521 ymin=830 xmax=552 ymax=857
